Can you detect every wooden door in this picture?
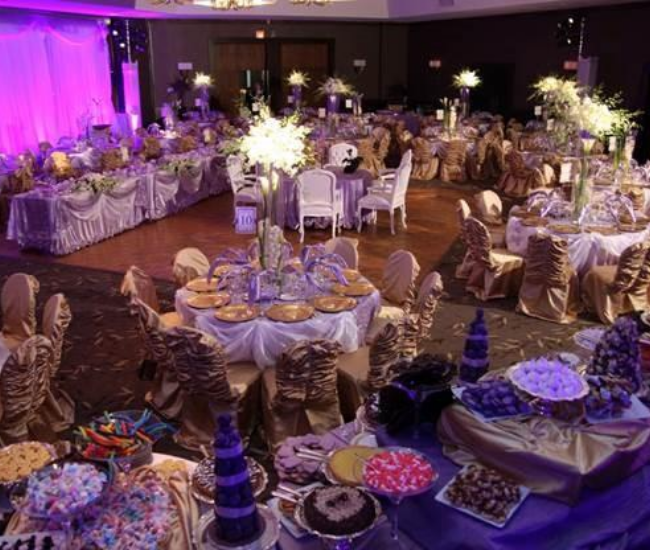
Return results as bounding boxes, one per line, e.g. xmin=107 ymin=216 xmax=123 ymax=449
xmin=211 ymin=42 xmax=266 ymax=113
xmin=279 ymin=42 xmax=330 ymax=108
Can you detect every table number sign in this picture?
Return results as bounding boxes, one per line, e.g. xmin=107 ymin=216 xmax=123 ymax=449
xmin=235 ymin=206 xmax=257 ymax=235
xmin=436 ymin=109 xmax=444 ymax=121
xmin=534 ymin=106 xmax=543 ymax=117
xmin=345 ymin=99 xmax=353 ymax=109
xmin=318 ymin=108 xmax=327 ymax=119
xmin=559 ymin=162 xmax=573 ymax=184
xmin=547 ymin=118 xmax=555 ymax=131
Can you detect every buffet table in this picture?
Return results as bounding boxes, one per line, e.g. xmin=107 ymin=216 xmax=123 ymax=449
xmin=505 ymin=215 xmax=650 ymax=275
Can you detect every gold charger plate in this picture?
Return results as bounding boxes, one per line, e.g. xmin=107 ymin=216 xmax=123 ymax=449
xmin=214 ymin=304 xmax=260 ymax=323
xmin=186 ymin=293 xmax=230 ymax=310
xmin=313 ymin=295 xmax=357 ymax=313
xmin=325 ymin=269 xmax=362 ymax=283
xmin=521 ymin=216 xmax=549 ymax=227
xmin=619 ymin=223 xmax=648 ymax=233
xmin=186 ymin=278 xmax=218 ymax=293
xmin=548 ymin=223 xmax=581 ymax=235
xmin=266 ymin=304 xmax=315 ymax=323
xmin=332 ymin=282 xmax=376 ymax=297
xmin=584 ymin=225 xmax=618 ymax=236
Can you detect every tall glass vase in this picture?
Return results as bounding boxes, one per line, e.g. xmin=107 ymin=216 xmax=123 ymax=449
xmin=326 ymin=94 xmax=341 ymax=116
xmin=199 ymin=87 xmax=210 ymax=120
xmin=292 ymin=85 xmax=303 ymax=111
xmin=459 ymin=87 xmax=470 ymax=118
xmin=573 ymin=156 xmax=592 ymax=221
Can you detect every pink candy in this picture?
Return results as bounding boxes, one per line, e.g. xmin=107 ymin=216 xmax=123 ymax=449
xmin=364 ymin=451 xmax=435 ymax=495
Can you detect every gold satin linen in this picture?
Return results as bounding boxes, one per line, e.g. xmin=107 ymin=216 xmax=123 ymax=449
xmin=438 ymin=404 xmax=650 ymax=504
xmin=411 ymin=137 xmax=439 ymax=181
xmin=381 ymin=249 xmax=421 ymax=306
xmin=439 ymin=139 xmax=467 ymax=183
xmin=497 ymin=150 xmax=546 ymax=198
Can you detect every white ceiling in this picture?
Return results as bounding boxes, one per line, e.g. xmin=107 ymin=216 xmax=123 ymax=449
xmin=1 ymin=0 xmax=647 ymax=20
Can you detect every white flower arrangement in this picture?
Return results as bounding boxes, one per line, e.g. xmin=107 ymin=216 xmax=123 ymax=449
xmin=238 ymin=106 xmax=311 ymax=176
xmin=164 ymin=158 xmax=200 ymax=176
xmin=288 ymin=70 xmax=310 ymax=88
xmin=72 ymin=173 xmax=119 ymax=194
xmin=453 ymin=69 xmax=481 ymax=89
xmin=193 ymin=72 xmax=214 ymax=90
xmin=572 ymin=96 xmax=615 ymax=138
xmin=318 ymin=77 xmax=354 ymax=97
xmin=532 ymin=76 xmax=580 ymax=108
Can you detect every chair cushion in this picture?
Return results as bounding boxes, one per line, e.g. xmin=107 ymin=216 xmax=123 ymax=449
xmin=160 ymin=311 xmax=184 ymax=329
xmin=359 ymin=194 xmax=391 ymax=209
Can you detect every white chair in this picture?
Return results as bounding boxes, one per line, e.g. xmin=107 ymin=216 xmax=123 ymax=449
xmin=327 ymin=143 xmax=358 ymax=168
xmin=357 ymin=156 xmax=412 ymax=235
xmin=226 ymin=155 xmax=261 ymax=224
xmin=297 ymin=169 xmax=343 ymax=243
xmin=373 ymin=150 xmax=413 ymax=191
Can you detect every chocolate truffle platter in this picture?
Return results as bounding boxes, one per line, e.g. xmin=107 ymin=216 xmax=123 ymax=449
xmin=434 ymin=465 xmax=530 ymax=528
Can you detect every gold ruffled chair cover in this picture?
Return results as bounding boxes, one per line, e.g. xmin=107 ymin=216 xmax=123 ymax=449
xmin=473 ymin=190 xmax=506 ymax=248
xmin=497 ymin=150 xmax=545 ymax=198
xmin=337 ymin=323 xmax=400 ymax=420
xmin=324 ymin=237 xmax=360 ymax=270
xmin=397 ymin=313 xmax=421 ymax=359
xmin=411 ymin=137 xmax=439 ymax=181
xmin=1 ymin=273 xmax=40 ymax=351
xmin=438 ymin=404 xmax=650 ymax=504
xmin=381 ymin=249 xmax=421 ymax=307
xmin=455 ymin=199 xmax=475 ymax=280
xmin=37 ymin=294 xmax=75 ymax=432
xmin=464 ymin=217 xmax=525 ymax=300
xmin=165 ymin=326 xmax=261 ymax=451
xmin=517 ymin=234 xmax=581 ymax=324
xmin=6 ymin=161 xmax=35 ymax=194
xmin=133 ymin=299 xmax=183 ymax=421
xmin=439 ymin=140 xmax=467 ymax=183
xmin=581 ymin=242 xmax=650 ymax=324
xmin=415 ymin=271 xmax=444 ymax=341
xmin=359 ymin=131 xmax=391 ymax=178
xmin=172 ymin=247 xmax=211 ymax=287
xmin=262 ymin=339 xmax=343 ymax=449
xmin=0 ymin=335 xmax=54 ymax=444
xmin=120 ymin=266 xmax=183 ymax=328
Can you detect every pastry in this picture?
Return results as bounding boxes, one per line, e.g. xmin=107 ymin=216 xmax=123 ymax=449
xmin=0 ymin=442 xmax=54 ymax=484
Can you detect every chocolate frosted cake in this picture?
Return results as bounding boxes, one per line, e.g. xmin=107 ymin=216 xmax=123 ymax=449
xmin=213 ymin=415 xmax=261 ymax=545
xmin=303 ymin=486 xmax=377 ymax=537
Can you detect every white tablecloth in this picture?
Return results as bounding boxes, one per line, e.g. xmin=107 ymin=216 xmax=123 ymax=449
xmin=176 ymin=288 xmax=381 ymax=369
xmin=506 ymin=215 xmax=650 ymax=276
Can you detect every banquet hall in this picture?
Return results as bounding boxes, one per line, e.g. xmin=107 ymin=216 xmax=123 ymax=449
xmin=1 ymin=0 xmax=650 ymax=548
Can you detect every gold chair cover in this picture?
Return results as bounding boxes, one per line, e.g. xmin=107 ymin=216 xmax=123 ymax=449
xmin=517 ymin=234 xmax=581 ymax=324
xmin=142 ymin=136 xmax=162 ymax=160
xmin=337 ymin=323 xmax=400 ymax=420
xmin=324 ymin=237 xmax=360 ymax=270
xmin=438 ymin=404 xmax=650 ymax=504
xmin=133 ymin=299 xmax=183 ymax=421
xmin=171 ymin=247 xmax=210 ymax=287
xmin=497 ymin=150 xmax=545 ymax=198
xmin=464 ymin=217 xmax=525 ymax=300
xmin=37 ymin=294 xmax=75 ymax=432
xmin=415 ymin=271 xmax=444 ymax=340
xmin=411 ymin=137 xmax=439 ymax=181
xmin=439 ymin=140 xmax=467 ymax=183
xmin=1 ymin=273 xmax=40 ymax=350
xmin=358 ymin=138 xmax=382 ymax=178
xmin=473 ymin=190 xmax=503 ymax=226
xmin=262 ymin=339 xmax=343 ymax=449
xmin=381 ymin=249 xmax=421 ymax=306
xmin=121 ymin=265 xmax=160 ymax=312
xmin=581 ymin=242 xmax=650 ymax=324
xmin=397 ymin=313 xmax=421 ymax=359
xmin=165 ymin=326 xmax=261 ymax=451
xmin=0 ymin=335 xmax=54 ymax=444
xmin=455 ymin=200 xmax=475 ymax=280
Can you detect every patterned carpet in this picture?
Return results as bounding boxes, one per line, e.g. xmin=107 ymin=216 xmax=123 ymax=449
xmin=0 ymin=249 xmax=599 ymax=458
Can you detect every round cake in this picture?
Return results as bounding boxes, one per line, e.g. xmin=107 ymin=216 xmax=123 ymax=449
xmin=302 ymin=486 xmax=377 ymax=537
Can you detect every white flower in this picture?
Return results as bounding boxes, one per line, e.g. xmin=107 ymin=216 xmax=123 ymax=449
xmin=288 ymin=70 xmax=310 ymax=88
xmin=453 ymin=69 xmax=481 ymax=89
xmin=318 ymin=77 xmax=354 ymax=97
xmin=193 ymin=72 xmax=213 ymax=89
xmin=573 ymin=96 xmax=615 ymax=137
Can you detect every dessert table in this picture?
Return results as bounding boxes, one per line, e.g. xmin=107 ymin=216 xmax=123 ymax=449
xmin=505 ymin=215 xmax=650 ymax=276
xmin=175 ymin=285 xmax=381 ymax=369
xmin=279 ymin=168 xmax=374 ymax=230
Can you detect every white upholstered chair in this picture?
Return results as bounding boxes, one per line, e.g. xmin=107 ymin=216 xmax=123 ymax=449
xmin=226 ymin=155 xmax=261 ymax=223
xmin=297 ymin=169 xmax=343 ymax=242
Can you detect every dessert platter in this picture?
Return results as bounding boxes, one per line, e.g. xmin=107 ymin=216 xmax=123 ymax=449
xmin=0 ymin=442 xmax=57 ymax=488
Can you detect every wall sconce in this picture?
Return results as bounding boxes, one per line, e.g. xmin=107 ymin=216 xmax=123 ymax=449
xmin=353 ymin=59 xmax=367 ymax=75
xmin=255 ymin=29 xmax=266 ymax=39
xmin=428 ymin=59 xmax=442 ymax=70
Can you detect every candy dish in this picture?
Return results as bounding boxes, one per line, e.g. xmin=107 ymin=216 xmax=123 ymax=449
xmin=507 ymin=358 xmax=589 ymax=403
xmin=453 ymin=385 xmax=532 ymax=423
xmin=362 ymin=448 xmax=438 ymax=499
xmin=275 ymin=433 xmax=347 ymax=485
xmin=195 ymin=505 xmax=279 ymax=550
xmin=323 ymin=446 xmax=382 ymax=487
xmin=434 ymin=465 xmax=530 ymax=528
xmin=0 ymin=442 xmax=57 ymax=488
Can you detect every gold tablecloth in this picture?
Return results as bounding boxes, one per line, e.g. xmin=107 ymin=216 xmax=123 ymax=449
xmin=437 ymin=404 xmax=650 ymax=504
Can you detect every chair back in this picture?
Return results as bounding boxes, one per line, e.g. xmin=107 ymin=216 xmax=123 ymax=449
xmin=398 ymin=149 xmax=413 ymax=171
xmin=328 ymin=143 xmax=358 ymax=167
xmin=456 ymin=199 xmax=471 ymax=226
xmin=612 ymin=242 xmax=650 ymax=293
xmin=398 ymin=314 xmax=421 ymax=359
xmin=120 ymin=266 xmax=160 ymax=313
xmin=172 ymin=247 xmax=210 ymax=287
xmin=381 ymin=250 xmax=421 ymax=306
xmin=390 ymin=157 xmax=413 ymax=206
xmin=42 ymin=294 xmax=72 ymax=377
xmin=464 ymin=217 xmax=493 ymax=267
xmin=165 ymin=326 xmax=235 ymax=403
xmin=1 ymin=273 xmax=40 ymax=341
xmin=474 ymin=190 xmax=503 ymax=224
xmin=411 ymin=138 xmax=432 ymax=164
xmin=297 ymin=169 xmax=338 ymax=216
xmin=367 ymin=323 xmax=401 ymax=391
xmin=505 ymin=150 xmax=528 ymax=177
xmin=523 ymin=234 xmax=571 ymax=287
xmin=273 ymin=339 xmax=342 ymax=410
xmin=226 ymin=154 xmax=251 ymax=193
xmin=0 ymin=335 xmax=53 ymax=442
xmin=132 ymin=298 xmax=175 ymax=369
xmin=415 ymin=270 xmax=444 ymax=317
xmin=324 ymin=237 xmax=359 ymax=269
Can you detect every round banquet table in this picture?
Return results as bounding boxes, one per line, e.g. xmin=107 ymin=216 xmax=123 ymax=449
xmin=506 ymin=215 xmax=650 ymax=276
xmin=278 ymin=167 xmax=374 ymax=230
xmin=175 ymin=285 xmax=381 ymax=369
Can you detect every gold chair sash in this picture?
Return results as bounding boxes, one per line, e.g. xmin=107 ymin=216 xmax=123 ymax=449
xmin=367 ymin=322 xmax=401 ymax=391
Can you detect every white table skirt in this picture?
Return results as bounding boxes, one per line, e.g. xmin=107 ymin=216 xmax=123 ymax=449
xmin=176 ymin=288 xmax=381 ymax=369
xmin=506 ymin=215 xmax=650 ymax=276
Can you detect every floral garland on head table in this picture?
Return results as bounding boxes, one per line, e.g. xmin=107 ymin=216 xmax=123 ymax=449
xmin=71 ymin=173 xmax=119 ymax=194
xmin=163 ymin=158 xmax=200 ymax=178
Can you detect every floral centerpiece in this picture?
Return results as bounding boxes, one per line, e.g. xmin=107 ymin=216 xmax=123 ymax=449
xmin=609 ymin=101 xmax=640 ymax=174
xmin=287 ymin=70 xmax=310 ymax=110
xmin=72 ymin=173 xmax=119 ymax=194
xmin=163 ymin=158 xmax=200 ymax=178
xmin=452 ymin=69 xmax=481 ymax=118
xmin=530 ymin=76 xmax=581 ymax=148
xmin=318 ymin=77 xmax=354 ymax=115
xmin=193 ymin=72 xmax=214 ymax=119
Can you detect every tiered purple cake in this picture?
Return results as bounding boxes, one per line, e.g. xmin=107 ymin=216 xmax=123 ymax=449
xmin=459 ymin=308 xmax=490 ymax=383
xmin=213 ymin=415 xmax=261 ymax=545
